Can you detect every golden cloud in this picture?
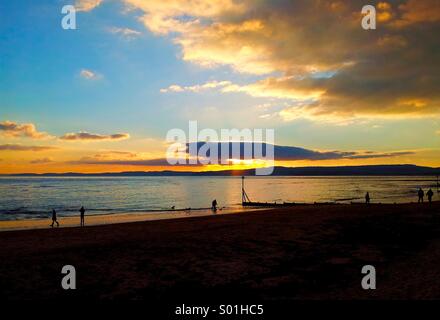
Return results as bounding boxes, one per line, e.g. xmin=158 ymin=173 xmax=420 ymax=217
xmin=125 ymin=0 xmax=440 ymax=119
xmin=221 ymin=77 xmax=326 ymax=100
xmin=75 ymin=0 xmax=103 ymax=12
xmin=392 ymin=0 xmax=440 ymax=27
xmin=0 ymin=121 xmax=53 ymax=139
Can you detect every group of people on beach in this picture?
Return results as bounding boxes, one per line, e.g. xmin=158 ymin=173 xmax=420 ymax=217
xmin=418 ymin=188 xmax=434 ymax=203
xmin=49 ymin=187 xmax=435 ymax=227
xmin=50 ymin=206 xmax=85 ymax=228
xmin=365 ymin=188 xmax=435 ymax=204
xmin=51 ymin=200 xmax=221 ymax=227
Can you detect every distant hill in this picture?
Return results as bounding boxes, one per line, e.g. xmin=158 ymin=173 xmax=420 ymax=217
xmin=4 ymin=164 xmax=440 ymax=177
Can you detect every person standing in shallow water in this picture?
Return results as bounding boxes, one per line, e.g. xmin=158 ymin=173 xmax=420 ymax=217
xmin=427 ymin=188 xmax=434 ymax=204
xmin=51 ymin=209 xmax=59 ymax=227
xmin=418 ymin=188 xmax=424 ymax=203
xmin=212 ymin=199 xmax=218 ymax=212
xmin=80 ymin=206 xmax=85 ymax=226
xmin=365 ymin=192 xmax=370 ymax=205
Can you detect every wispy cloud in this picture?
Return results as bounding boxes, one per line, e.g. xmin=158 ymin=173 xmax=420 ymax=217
xmin=30 ymin=157 xmax=54 ymax=164
xmin=346 ymin=151 xmax=415 ymax=160
xmin=108 ymin=27 xmax=142 ymax=39
xmin=0 ymin=121 xmax=53 ymax=139
xmin=0 ymin=144 xmax=57 ymax=151
xmin=59 ymin=132 xmax=130 ymax=141
xmin=160 ymin=80 xmax=232 ymax=93
xmin=163 ymin=77 xmax=325 ymax=100
xmin=79 ymin=69 xmax=102 ymax=80
xmin=70 ymin=158 xmax=176 ymax=166
xmin=92 ymin=150 xmax=138 ymax=159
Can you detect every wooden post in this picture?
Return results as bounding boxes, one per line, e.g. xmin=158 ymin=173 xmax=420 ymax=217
xmin=242 ymin=176 xmax=245 ymax=203
xmin=241 ymin=176 xmax=250 ymax=204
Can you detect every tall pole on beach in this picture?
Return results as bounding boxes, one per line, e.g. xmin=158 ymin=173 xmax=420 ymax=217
xmin=242 ymin=176 xmax=245 ymax=203
xmin=241 ymin=176 xmax=250 ymax=204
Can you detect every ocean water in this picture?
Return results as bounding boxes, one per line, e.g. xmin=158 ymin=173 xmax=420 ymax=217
xmin=0 ymin=176 xmax=438 ymax=220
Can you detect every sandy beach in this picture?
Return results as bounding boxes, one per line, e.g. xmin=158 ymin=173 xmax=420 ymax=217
xmin=0 ymin=202 xmax=440 ymax=300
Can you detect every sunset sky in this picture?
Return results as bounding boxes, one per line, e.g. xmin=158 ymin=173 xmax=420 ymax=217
xmin=1 ymin=0 xmax=439 ymax=173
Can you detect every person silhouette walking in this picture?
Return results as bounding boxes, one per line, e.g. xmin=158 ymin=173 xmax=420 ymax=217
xmin=365 ymin=192 xmax=370 ymax=205
xmin=427 ymin=188 xmax=434 ymax=204
xmin=51 ymin=209 xmax=59 ymax=227
xmin=80 ymin=206 xmax=85 ymax=226
xmin=418 ymin=188 xmax=424 ymax=203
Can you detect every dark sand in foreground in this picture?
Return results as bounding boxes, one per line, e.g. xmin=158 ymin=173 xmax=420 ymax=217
xmin=1 ymin=202 xmax=440 ymax=300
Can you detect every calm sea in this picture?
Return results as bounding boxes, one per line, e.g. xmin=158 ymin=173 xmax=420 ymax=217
xmin=0 ymin=176 xmax=438 ymax=220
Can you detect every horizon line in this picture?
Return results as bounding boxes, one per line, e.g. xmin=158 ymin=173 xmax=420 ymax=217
xmin=1 ymin=164 xmax=439 ymax=176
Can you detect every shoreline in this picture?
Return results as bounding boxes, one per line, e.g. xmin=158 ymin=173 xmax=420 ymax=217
xmin=0 ymin=206 xmax=266 ymax=232
xmin=1 ymin=201 xmax=437 ymax=232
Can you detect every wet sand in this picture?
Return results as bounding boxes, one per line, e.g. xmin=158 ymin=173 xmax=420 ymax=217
xmin=0 ymin=207 xmax=254 ymax=231
xmin=0 ymin=202 xmax=439 ymax=300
